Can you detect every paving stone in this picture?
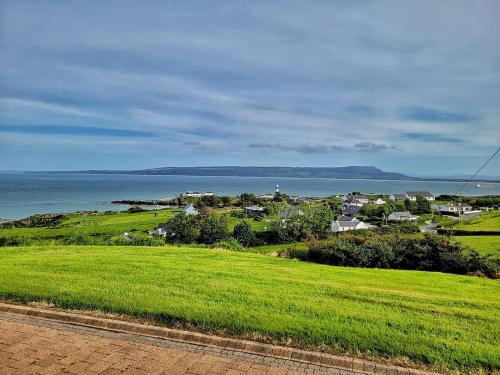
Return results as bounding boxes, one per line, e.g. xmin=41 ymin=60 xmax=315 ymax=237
xmin=0 ymin=309 xmax=419 ymax=375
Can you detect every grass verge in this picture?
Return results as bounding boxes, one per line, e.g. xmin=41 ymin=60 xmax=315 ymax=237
xmin=0 ymin=246 xmax=498 ymax=373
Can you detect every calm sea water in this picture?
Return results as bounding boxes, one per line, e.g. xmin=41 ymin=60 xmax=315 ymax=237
xmin=1 ymin=172 xmax=499 ymax=220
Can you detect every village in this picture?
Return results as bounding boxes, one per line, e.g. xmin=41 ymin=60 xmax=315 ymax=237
xmin=149 ymin=183 xmax=488 ymax=240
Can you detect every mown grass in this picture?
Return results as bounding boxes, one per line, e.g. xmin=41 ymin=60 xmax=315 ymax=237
xmin=0 ymin=209 xmax=182 ymax=240
xmin=454 ymin=236 xmax=500 ymax=259
xmin=449 ymin=211 xmax=500 ymax=231
xmin=0 ymin=246 xmax=498 ymax=373
xmin=0 ymin=208 xmax=269 ymax=244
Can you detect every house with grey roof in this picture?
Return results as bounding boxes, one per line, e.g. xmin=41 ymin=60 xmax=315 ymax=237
xmin=244 ymin=205 xmax=265 ymax=216
xmin=342 ymin=204 xmax=362 ymax=216
xmin=331 ymin=216 xmax=374 ymax=232
xmin=183 ymin=204 xmax=199 ymax=215
xmin=390 ymin=193 xmax=407 ymax=201
xmin=388 ymin=211 xmax=418 ymax=221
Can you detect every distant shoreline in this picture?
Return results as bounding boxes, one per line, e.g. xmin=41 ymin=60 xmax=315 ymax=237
xmin=19 ymin=170 xmax=500 ymax=184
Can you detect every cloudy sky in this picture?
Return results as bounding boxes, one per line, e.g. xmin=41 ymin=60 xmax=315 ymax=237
xmin=1 ymin=0 xmax=499 ymax=176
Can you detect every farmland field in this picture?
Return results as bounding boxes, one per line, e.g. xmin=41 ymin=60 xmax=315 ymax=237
xmin=0 ymin=208 xmax=268 ymax=244
xmin=0 ymin=246 xmax=498 ymax=373
xmin=454 ymin=235 xmax=500 ymax=259
xmin=449 ymin=211 xmax=500 ymax=231
xmin=0 ymin=209 xmax=182 ymax=240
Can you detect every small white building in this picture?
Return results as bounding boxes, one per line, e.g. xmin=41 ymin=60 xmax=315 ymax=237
xmin=181 ymin=191 xmax=214 ymax=198
xmin=431 ymin=203 xmax=476 ymax=215
xmin=150 ymin=223 xmax=168 ymax=237
xmin=390 ymin=193 xmax=407 ymax=201
xmin=405 ymin=191 xmax=435 ymax=201
xmin=244 ymin=205 xmax=265 ymax=216
xmin=258 ymin=193 xmax=275 ymax=200
xmin=343 ymin=194 xmax=369 ymax=204
xmin=388 ymin=211 xmax=418 ymax=221
xmin=374 ymin=197 xmax=386 ymax=205
xmin=183 ymin=204 xmax=199 ymax=215
xmin=331 ymin=216 xmax=374 ymax=232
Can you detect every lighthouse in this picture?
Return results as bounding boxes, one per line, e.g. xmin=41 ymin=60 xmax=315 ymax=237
xmin=275 ymin=183 xmax=280 ymax=195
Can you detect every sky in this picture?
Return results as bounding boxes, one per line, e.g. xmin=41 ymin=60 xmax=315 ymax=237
xmin=1 ymin=0 xmax=499 ymax=177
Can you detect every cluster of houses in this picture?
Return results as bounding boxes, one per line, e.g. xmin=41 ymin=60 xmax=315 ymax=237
xmin=149 ymin=186 xmax=484 ymax=238
xmin=332 ymin=191 xmax=435 ymax=232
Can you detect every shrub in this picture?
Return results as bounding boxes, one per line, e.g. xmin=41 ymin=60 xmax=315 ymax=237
xmin=307 ymin=233 xmax=498 ymax=278
xmin=210 ymin=239 xmax=246 ymax=252
xmin=127 ymin=205 xmax=145 ymax=213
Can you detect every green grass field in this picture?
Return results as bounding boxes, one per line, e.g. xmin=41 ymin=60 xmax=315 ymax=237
xmin=454 ymin=236 xmax=500 ymax=259
xmin=0 ymin=209 xmax=182 ymax=240
xmin=449 ymin=211 xmax=500 ymax=231
xmin=0 ymin=208 xmax=269 ymax=244
xmin=0 ymin=246 xmax=498 ymax=372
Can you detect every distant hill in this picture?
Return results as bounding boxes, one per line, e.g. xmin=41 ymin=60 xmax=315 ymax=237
xmin=68 ymin=166 xmax=412 ymax=180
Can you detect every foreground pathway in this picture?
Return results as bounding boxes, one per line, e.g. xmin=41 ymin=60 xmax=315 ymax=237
xmin=0 ymin=311 xmax=360 ymax=375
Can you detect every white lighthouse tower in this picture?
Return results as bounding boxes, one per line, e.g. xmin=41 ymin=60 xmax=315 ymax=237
xmin=275 ymin=183 xmax=280 ymax=195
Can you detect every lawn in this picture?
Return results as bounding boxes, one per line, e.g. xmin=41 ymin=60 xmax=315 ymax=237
xmin=0 ymin=209 xmax=182 ymax=241
xmin=0 ymin=246 xmax=498 ymax=373
xmin=449 ymin=211 xmax=500 ymax=231
xmin=454 ymin=235 xmax=500 ymax=259
xmin=0 ymin=208 xmax=270 ymax=244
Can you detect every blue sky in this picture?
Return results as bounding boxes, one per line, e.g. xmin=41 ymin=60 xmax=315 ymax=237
xmin=1 ymin=0 xmax=499 ymax=177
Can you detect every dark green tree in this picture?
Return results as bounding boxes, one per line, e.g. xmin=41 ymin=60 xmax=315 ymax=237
xmin=233 ymin=221 xmax=257 ymax=246
xmin=310 ymin=206 xmax=334 ymax=239
xmin=163 ymin=212 xmax=199 ymax=244
xmin=404 ymin=198 xmax=414 ymax=213
xmin=199 ymin=215 xmax=229 ymax=244
xmin=415 ymin=195 xmax=431 ymax=214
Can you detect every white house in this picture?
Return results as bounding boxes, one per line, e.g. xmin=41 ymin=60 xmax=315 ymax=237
xmin=331 ymin=216 xmax=374 ymax=232
xmin=405 ymin=191 xmax=435 ymax=201
xmin=374 ymin=197 xmax=386 ymax=205
xmin=244 ymin=205 xmax=265 ymax=216
xmin=181 ymin=191 xmax=214 ymax=198
xmin=431 ymin=203 xmax=476 ymax=215
xmin=390 ymin=193 xmax=407 ymax=201
xmin=343 ymin=194 xmax=369 ymax=204
xmin=388 ymin=211 xmax=418 ymax=221
xmin=183 ymin=204 xmax=199 ymax=215
xmin=150 ymin=223 xmax=168 ymax=237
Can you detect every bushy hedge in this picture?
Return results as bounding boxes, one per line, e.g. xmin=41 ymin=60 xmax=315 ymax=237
xmin=307 ymin=233 xmax=498 ymax=278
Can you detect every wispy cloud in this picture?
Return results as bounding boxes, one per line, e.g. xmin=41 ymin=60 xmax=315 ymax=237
xmin=397 ymin=106 xmax=477 ymax=123
xmin=0 ymin=0 xmax=499 ymax=173
xmin=0 ymin=125 xmax=154 ymax=138
xmin=354 ymin=142 xmax=401 ymax=152
xmin=403 ymin=133 xmax=464 ymax=143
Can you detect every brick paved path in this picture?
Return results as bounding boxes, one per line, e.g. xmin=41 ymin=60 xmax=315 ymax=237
xmin=0 ymin=312 xmax=364 ymax=375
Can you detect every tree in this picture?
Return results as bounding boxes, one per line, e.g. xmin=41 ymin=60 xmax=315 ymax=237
xmin=163 ymin=212 xmax=198 ymax=244
xmin=310 ymin=206 xmax=334 ymax=239
xmin=233 ymin=221 xmax=256 ymax=246
xmin=404 ymin=198 xmax=414 ymax=213
xmin=415 ymin=195 xmax=431 ymax=214
xmin=199 ymin=215 xmax=229 ymax=244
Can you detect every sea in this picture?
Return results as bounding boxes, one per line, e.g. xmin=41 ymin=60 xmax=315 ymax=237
xmin=1 ymin=172 xmax=499 ymax=220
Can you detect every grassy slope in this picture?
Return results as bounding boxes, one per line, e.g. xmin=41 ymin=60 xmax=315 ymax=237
xmin=449 ymin=211 xmax=500 ymax=231
xmin=0 ymin=209 xmax=182 ymax=239
xmin=0 ymin=208 xmax=269 ymax=241
xmin=454 ymin=236 xmax=500 ymax=259
xmin=0 ymin=246 xmax=498 ymax=372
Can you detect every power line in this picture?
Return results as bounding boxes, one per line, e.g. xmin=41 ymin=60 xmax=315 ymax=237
xmin=453 ymin=146 xmax=500 ymax=196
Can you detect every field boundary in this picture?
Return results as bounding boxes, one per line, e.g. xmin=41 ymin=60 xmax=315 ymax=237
xmin=0 ymin=301 xmax=435 ymax=375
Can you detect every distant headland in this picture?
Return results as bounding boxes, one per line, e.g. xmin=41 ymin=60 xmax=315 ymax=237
xmin=28 ymin=165 xmax=500 ymax=183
